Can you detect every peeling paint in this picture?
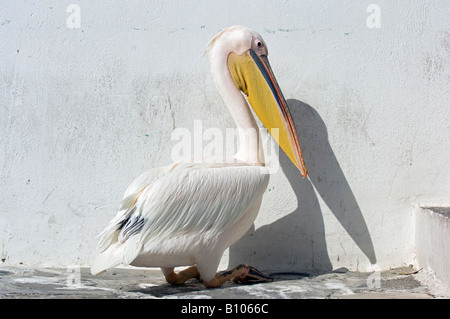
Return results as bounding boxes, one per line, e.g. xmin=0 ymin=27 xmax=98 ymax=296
xmin=42 ymin=187 xmax=57 ymax=205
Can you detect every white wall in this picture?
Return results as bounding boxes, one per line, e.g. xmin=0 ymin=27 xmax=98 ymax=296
xmin=1 ymin=0 xmax=449 ymax=273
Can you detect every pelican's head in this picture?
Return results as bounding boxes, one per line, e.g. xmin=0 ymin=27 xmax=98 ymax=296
xmin=206 ymin=26 xmax=308 ymax=177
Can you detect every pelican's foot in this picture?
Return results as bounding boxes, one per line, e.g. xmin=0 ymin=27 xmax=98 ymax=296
xmin=164 ymin=266 xmax=200 ymax=285
xmin=232 ymin=264 xmax=273 ymax=284
xmin=202 ymin=264 xmax=273 ymax=288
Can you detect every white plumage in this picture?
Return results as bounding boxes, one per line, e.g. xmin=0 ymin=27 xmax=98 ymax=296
xmin=91 ymin=162 xmax=269 ymax=281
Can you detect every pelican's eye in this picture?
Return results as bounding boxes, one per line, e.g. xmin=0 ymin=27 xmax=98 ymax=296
xmin=251 ymin=38 xmax=267 ymax=55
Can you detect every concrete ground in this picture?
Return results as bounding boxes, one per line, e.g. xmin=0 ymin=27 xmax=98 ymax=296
xmin=0 ymin=265 xmax=448 ymax=299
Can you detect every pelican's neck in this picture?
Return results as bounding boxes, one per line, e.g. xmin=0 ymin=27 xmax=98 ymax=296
xmin=208 ymin=47 xmax=264 ymax=166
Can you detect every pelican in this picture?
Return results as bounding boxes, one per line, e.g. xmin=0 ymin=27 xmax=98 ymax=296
xmin=91 ymin=25 xmax=307 ymax=288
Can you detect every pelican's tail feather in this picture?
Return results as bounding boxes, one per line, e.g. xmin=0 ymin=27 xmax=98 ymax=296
xmin=91 ymin=236 xmax=143 ymax=276
xmin=90 ymin=243 xmax=125 ymax=276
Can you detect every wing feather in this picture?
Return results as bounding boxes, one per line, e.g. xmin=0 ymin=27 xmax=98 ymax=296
xmin=96 ymin=166 xmax=168 ymax=251
xmin=95 ymin=163 xmax=269 ymax=265
xmin=137 ymin=164 xmax=268 ymax=246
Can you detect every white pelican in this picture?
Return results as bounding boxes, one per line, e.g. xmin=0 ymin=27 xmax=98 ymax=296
xmin=91 ymin=25 xmax=307 ymax=288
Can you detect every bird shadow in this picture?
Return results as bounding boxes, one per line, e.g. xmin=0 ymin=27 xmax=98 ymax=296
xmin=125 ymin=282 xmax=206 ymax=298
xmin=228 ymin=99 xmax=377 ymax=274
xmin=124 ymin=274 xmax=311 ymax=298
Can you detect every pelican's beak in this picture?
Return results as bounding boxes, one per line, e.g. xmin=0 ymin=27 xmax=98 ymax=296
xmin=228 ymin=50 xmax=308 ymax=177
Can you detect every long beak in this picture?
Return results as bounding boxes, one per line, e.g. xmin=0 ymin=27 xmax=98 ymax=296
xmin=228 ymin=50 xmax=308 ymax=177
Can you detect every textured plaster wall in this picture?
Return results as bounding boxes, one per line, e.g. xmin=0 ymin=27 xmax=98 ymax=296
xmin=1 ymin=1 xmax=449 ymax=273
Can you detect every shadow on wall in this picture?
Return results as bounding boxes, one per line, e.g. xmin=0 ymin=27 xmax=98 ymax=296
xmin=228 ymin=99 xmax=377 ymax=273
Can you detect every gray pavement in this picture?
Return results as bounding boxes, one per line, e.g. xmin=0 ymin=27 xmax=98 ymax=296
xmin=0 ymin=265 xmax=447 ymax=299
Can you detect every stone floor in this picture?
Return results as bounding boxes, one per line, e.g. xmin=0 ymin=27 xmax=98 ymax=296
xmin=0 ymin=265 xmax=448 ymax=299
